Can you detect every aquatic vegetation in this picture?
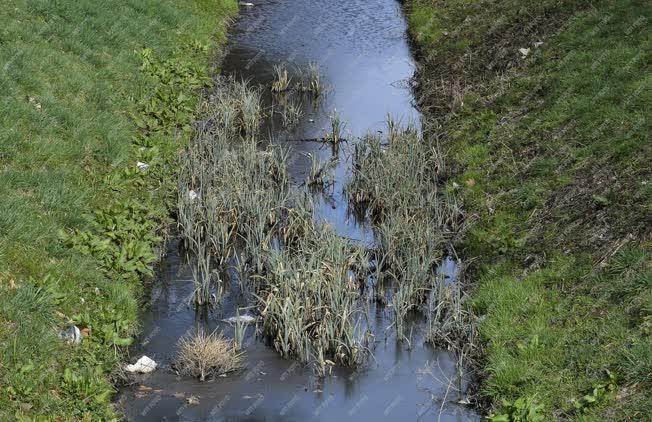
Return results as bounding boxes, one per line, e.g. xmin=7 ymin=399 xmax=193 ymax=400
xmin=326 ymin=111 xmax=346 ymax=145
xmin=306 ymin=153 xmax=336 ymax=188
xmin=294 ymin=62 xmax=324 ymax=96
xmin=177 ymin=77 xmax=370 ymax=375
xmin=271 ymin=64 xmax=291 ymax=93
xmin=174 ymin=330 xmax=244 ymax=381
xmin=347 ymin=120 xmax=465 ymax=347
xmin=257 ymin=221 xmax=370 ymax=374
xmin=276 ymin=97 xmax=304 ymax=127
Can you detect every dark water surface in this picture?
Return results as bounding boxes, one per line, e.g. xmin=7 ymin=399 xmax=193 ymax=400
xmin=118 ymin=1 xmax=479 ymax=420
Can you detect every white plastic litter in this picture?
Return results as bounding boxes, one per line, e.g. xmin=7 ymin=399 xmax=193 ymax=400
xmin=240 ymin=2 xmax=254 ymax=6
xmin=59 ymin=325 xmax=82 ymax=345
xmin=136 ymin=161 xmax=149 ymax=171
xmin=125 ymin=356 xmax=157 ymax=373
xmin=188 ymin=190 xmax=199 ymax=201
xmin=222 ymin=314 xmax=256 ymax=324
xmin=518 ymin=47 xmax=530 ymax=58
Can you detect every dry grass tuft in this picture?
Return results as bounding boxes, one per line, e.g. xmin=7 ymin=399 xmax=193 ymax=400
xmin=174 ymin=330 xmax=244 ymax=381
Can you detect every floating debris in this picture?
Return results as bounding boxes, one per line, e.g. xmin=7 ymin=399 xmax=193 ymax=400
xmin=222 ymin=314 xmax=257 ymax=324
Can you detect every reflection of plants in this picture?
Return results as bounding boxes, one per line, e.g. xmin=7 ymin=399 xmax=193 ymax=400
xmin=277 ymin=98 xmax=304 ymax=126
xmin=233 ymin=308 xmax=247 ymax=350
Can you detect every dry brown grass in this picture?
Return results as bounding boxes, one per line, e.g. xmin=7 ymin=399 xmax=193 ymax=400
xmin=174 ymin=330 xmax=244 ymax=381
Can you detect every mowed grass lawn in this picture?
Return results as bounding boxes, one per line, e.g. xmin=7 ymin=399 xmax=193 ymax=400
xmin=0 ymin=0 xmax=236 ymax=418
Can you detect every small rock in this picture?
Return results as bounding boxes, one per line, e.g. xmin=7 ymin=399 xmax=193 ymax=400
xmin=136 ymin=161 xmax=149 ymax=171
xmin=518 ymin=47 xmax=530 ymax=58
xmin=59 ymin=325 xmax=82 ymax=345
xmin=222 ymin=314 xmax=256 ymax=324
xmin=125 ymin=356 xmax=157 ymax=374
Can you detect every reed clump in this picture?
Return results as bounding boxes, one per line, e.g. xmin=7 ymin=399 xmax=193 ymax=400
xmin=347 ymin=119 xmax=465 ymax=342
xmin=325 ymin=111 xmax=345 ymax=146
xmin=271 ymin=64 xmax=291 ymax=93
xmin=257 ymin=216 xmax=370 ymax=374
xmin=306 ymin=153 xmax=336 ymax=188
xmin=178 ymin=76 xmax=370 ymax=375
xmin=295 ymin=62 xmax=324 ymax=96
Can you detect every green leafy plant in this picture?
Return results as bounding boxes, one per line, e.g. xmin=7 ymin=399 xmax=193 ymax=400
xmin=489 ymin=397 xmax=545 ymax=422
xmin=571 ymin=370 xmax=617 ymax=414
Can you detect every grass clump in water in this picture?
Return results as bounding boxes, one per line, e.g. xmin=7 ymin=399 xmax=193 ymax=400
xmin=347 ymin=120 xmax=465 ymax=344
xmin=271 ymin=64 xmax=291 ymax=93
xmin=174 ymin=330 xmax=244 ymax=381
xmin=295 ymin=62 xmax=324 ymax=96
xmin=258 ymin=216 xmax=370 ymax=375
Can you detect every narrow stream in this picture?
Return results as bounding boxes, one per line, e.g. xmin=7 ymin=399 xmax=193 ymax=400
xmin=118 ymin=1 xmax=479 ymax=420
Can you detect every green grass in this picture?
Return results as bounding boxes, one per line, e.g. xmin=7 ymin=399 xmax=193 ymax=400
xmin=0 ymin=0 xmax=237 ymax=418
xmin=407 ymin=0 xmax=651 ymax=419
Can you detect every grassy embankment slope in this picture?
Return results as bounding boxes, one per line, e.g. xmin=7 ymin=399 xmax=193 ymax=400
xmin=0 ymin=0 xmax=236 ymax=418
xmin=407 ymin=0 xmax=650 ymax=419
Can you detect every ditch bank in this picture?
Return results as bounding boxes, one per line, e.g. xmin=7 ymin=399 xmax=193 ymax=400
xmin=0 ymin=0 xmax=236 ymax=419
xmin=405 ymin=0 xmax=651 ymax=419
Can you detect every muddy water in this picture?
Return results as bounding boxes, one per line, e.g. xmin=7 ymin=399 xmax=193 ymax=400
xmin=118 ymin=1 xmax=479 ymax=420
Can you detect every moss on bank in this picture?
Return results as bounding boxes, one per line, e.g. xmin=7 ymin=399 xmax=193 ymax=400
xmin=0 ymin=0 xmax=237 ymax=418
xmin=406 ymin=0 xmax=651 ymax=419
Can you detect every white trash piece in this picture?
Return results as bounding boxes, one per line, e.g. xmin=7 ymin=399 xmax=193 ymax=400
xmin=60 ymin=325 xmax=82 ymax=345
xmin=125 ymin=355 xmax=157 ymax=374
xmin=222 ymin=314 xmax=256 ymax=324
xmin=136 ymin=161 xmax=149 ymax=171
xmin=518 ymin=47 xmax=530 ymax=58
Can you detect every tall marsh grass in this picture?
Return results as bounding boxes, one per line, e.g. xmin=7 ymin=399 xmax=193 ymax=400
xmin=347 ymin=120 xmax=465 ymax=343
xmin=180 ymin=78 xmax=466 ymax=376
xmin=178 ymin=77 xmax=370 ymax=374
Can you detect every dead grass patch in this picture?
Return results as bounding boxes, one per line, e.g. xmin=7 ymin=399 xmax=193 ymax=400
xmin=174 ymin=330 xmax=244 ymax=381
